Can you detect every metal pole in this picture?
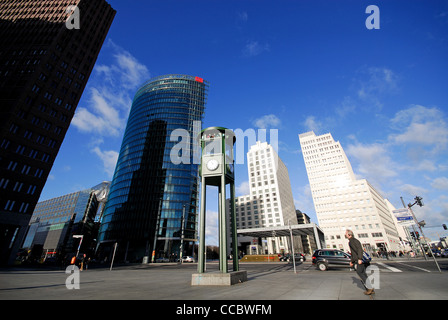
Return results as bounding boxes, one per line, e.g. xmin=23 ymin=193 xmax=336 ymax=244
xmin=230 ymin=181 xmax=239 ymax=271
xmin=219 ymin=174 xmax=228 ymax=273
xmin=408 ymin=205 xmax=441 ymax=273
xmin=110 ymin=242 xmax=117 ymax=271
xmin=401 ymin=197 xmax=424 ymax=258
xmin=198 ymin=177 xmax=206 ymax=273
xmin=151 ymin=199 xmax=162 ymax=263
xmin=179 ymin=204 xmax=186 ymax=264
xmin=289 ymin=220 xmax=296 ymax=274
xmin=313 ymin=224 xmax=322 ymax=250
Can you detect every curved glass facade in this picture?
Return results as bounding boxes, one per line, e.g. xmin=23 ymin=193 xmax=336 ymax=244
xmin=97 ymin=74 xmax=208 ymax=262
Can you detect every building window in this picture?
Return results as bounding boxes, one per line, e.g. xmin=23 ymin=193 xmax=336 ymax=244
xmin=4 ymin=200 xmax=15 ymax=211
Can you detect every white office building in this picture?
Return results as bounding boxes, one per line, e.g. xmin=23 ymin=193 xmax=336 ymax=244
xmin=298 ymin=131 xmax=403 ymax=253
xmin=227 ymin=141 xmax=299 ymax=254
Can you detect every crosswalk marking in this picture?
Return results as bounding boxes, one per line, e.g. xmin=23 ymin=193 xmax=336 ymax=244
xmin=376 ymin=262 xmax=402 ymax=272
xmin=397 ymin=262 xmax=431 ymax=273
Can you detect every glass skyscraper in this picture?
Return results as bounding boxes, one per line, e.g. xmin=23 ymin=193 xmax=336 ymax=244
xmin=22 ymin=182 xmax=110 ymax=263
xmin=97 ymin=74 xmax=208 ymax=262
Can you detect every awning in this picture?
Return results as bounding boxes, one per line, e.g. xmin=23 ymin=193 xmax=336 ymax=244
xmin=237 ymin=223 xmax=325 ymax=249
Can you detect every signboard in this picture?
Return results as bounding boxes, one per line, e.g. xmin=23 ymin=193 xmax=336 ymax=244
xmin=392 ymin=208 xmax=415 ymax=226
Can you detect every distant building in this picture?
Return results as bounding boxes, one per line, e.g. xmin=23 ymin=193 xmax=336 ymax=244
xmin=296 ymin=209 xmax=316 ymax=254
xmin=298 ymin=131 xmax=403 ymax=253
xmin=227 ymin=141 xmax=299 ymax=254
xmin=0 ymin=0 xmax=115 ymax=264
xmin=21 ymin=182 xmax=110 ymax=263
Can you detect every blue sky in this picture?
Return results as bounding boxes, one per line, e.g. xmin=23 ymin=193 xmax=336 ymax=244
xmin=40 ymin=0 xmax=448 ymax=244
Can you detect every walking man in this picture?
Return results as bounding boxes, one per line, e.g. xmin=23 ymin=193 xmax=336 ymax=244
xmin=345 ymin=229 xmax=374 ymax=295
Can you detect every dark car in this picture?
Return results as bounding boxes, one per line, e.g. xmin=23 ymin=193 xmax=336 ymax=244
xmin=312 ymin=249 xmax=351 ymax=271
xmin=279 ymin=253 xmax=306 ymax=262
xmin=291 ymin=253 xmax=306 ymax=262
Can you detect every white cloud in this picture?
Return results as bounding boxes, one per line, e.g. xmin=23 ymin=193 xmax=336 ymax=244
xmin=243 ymin=40 xmax=270 ymax=57
xmin=345 ymin=142 xmax=399 ymax=186
xmin=389 ymin=105 xmax=448 ymax=153
xmin=357 ymin=67 xmax=398 ymax=99
xmin=344 ymin=105 xmax=448 ymax=187
xmin=71 ymin=40 xmax=150 ymax=176
xmin=252 ymin=114 xmax=281 ymax=129
xmin=113 ymin=50 xmax=150 ymax=89
xmin=399 ymin=183 xmax=428 ymax=197
xmin=303 ymin=115 xmax=323 ymax=134
xmin=431 ymin=177 xmax=448 ymax=190
xmin=237 ymin=11 xmax=248 ymax=22
xmin=72 ymin=87 xmax=123 ymax=136
xmin=413 ymin=159 xmax=437 ymax=172
xmin=205 ymin=210 xmax=219 ymax=246
xmin=236 ymin=180 xmax=250 ymax=196
xmin=91 ymin=147 xmax=119 ymax=177
xmin=294 ymin=184 xmax=315 ymax=218
xmin=335 ymin=96 xmax=357 ymax=118
xmin=72 ymin=39 xmax=150 ymax=137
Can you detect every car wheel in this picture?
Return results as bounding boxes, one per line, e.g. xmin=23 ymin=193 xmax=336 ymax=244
xmin=317 ymin=262 xmax=327 ymax=271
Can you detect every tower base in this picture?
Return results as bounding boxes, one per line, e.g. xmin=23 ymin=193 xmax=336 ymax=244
xmin=191 ymin=271 xmax=247 ymax=286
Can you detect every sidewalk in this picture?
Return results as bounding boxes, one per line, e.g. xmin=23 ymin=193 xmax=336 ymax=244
xmin=1 ymin=261 xmax=447 ymax=300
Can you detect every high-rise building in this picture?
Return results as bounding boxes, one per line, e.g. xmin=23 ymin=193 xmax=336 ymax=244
xmin=0 ymin=0 xmax=115 ymax=264
xmin=228 ymin=141 xmax=299 ymax=254
xmin=97 ymin=74 xmax=208 ymax=263
xmin=299 ymin=131 xmax=403 ymax=253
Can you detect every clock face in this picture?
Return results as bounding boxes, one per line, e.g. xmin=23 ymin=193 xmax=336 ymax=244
xmin=206 ymin=159 xmax=219 ymax=171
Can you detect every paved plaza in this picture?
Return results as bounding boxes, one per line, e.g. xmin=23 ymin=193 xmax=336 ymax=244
xmin=1 ymin=258 xmax=447 ymax=301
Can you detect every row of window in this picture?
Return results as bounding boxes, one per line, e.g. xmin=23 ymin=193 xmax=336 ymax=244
xmin=326 ymin=232 xmax=383 ymax=241
xmin=3 ymin=199 xmax=30 ymax=213
xmin=0 ymin=178 xmax=37 ymax=195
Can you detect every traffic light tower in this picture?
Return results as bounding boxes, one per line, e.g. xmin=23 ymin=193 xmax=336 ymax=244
xmin=191 ymin=127 xmax=247 ymax=286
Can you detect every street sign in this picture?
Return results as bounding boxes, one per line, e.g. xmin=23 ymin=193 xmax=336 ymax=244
xmin=393 ymin=208 xmax=416 ymax=226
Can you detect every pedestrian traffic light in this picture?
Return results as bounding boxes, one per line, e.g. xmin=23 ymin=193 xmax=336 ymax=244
xmin=443 ymin=224 xmax=447 ymax=230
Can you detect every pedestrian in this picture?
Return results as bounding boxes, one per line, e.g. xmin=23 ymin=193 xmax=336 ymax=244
xmin=345 ymin=229 xmax=374 ymax=295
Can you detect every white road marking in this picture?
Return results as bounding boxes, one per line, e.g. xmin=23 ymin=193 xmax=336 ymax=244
xmin=376 ymin=262 xmax=402 ymax=272
xmin=397 ymin=262 xmax=431 ymax=273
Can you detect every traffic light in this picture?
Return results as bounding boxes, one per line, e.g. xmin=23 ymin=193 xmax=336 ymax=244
xmin=414 ymin=196 xmax=424 ymax=207
xmin=443 ymin=224 xmax=447 ymax=230
xmin=415 ymin=231 xmax=420 ymax=240
xmin=410 ymin=232 xmax=415 ymax=239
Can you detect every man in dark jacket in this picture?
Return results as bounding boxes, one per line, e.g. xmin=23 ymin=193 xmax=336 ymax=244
xmin=345 ymin=229 xmax=374 ymax=295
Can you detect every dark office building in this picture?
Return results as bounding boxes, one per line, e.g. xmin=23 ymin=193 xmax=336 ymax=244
xmin=0 ymin=0 xmax=115 ymax=265
xmin=97 ymin=74 xmax=209 ymax=263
